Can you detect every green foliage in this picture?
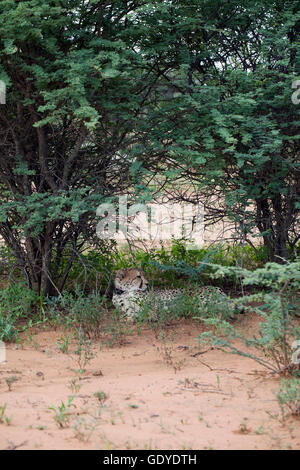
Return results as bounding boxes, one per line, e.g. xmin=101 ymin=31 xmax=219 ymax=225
xmin=49 ymin=396 xmax=75 ymax=429
xmin=276 ymin=377 xmax=300 ymax=417
xmin=0 ymin=0 xmax=183 ymax=295
xmin=198 ymin=260 xmax=300 ymax=374
xmin=46 ymin=288 xmax=108 ymax=339
xmin=94 ymin=391 xmax=109 ymax=406
xmin=0 ymin=0 xmax=298 ymax=299
xmin=101 ymin=310 xmax=133 ymax=347
xmin=0 ymin=245 xmax=18 ymax=276
xmin=56 ymin=333 xmax=72 ymax=354
xmin=110 ymin=240 xmax=270 ymax=290
xmin=0 ymin=283 xmax=39 ymax=342
xmin=136 ymin=291 xmax=194 ymax=325
xmin=0 ymin=403 xmax=12 ymax=425
xmin=73 ymin=329 xmax=96 ymax=375
xmin=135 ymin=284 xmax=239 ymax=326
xmin=0 ymin=242 xmax=294 ymax=346
xmin=130 ymin=0 xmax=300 ymax=261
xmin=46 ymin=286 xmax=133 ymax=347
xmin=5 ymin=375 xmax=18 ymax=392
xmin=53 ymin=241 xmax=117 ymax=294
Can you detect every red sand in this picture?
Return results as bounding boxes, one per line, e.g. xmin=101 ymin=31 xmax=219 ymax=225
xmin=0 ymin=315 xmax=299 ymax=450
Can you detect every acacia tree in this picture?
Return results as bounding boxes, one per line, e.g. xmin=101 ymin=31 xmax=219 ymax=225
xmin=0 ymin=0 xmax=299 ymax=298
xmin=0 ymin=0 xmax=177 ymax=295
xmin=132 ymin=0 xmax=300 ymax=261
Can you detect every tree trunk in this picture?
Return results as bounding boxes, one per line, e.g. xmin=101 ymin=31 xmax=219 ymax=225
xmin=255 ymin=198 xmax=275 ymax=260
xmin=256 ymin=196 xmax=290 ymax=263
xmin=272 ymin=193 xmax=289 ymax=263
xmin=40 ymin=222 xmax=54 ymax=297
xmin=25 ymin=222 xmax=55 ymax=296
xmin=25 ymin=237 xmax=42 ymax=293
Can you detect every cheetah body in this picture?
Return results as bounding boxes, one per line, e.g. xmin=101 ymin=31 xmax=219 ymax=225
xmin=112 ymin=268 xmax=231 ymax=319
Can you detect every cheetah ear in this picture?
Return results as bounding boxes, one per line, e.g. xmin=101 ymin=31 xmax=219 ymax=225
xmin=117 ymin=269 xmax=125 ymax=279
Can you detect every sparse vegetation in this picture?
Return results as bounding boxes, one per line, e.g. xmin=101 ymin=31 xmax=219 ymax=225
xmin=72 ymin=329 xmax=96 ymax=376
xmin=56 ymin=333 xmax=72 ymax=354
xmin=49 ymin=396 xmax=75 ymax=429
xmin=0 ymin=404 xmax=12 ymax=425
xmin=68 ymin=379 xmax=82 ymax=395
xmin=276 ymin=378 xmax=300 ymax=418
xmin=72 ymin=416 xmax=99 ymax=443
xmin=156 ymin=330 xmax=186 ymax=373
xmin=197 ymin=261 xmax=300 ymax=375
xmin=94 ymin=391 xmax=109 ymax=406
xmin=5 ymin=376 xmax=18 ymax=392
xmin=0 ymin=283 xmax=40 ymax=343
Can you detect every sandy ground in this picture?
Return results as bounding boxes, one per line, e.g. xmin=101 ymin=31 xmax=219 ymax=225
xmin=0 ymin=315 xmax=299 ymax=450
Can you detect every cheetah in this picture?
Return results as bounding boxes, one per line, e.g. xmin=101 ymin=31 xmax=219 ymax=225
xmin=112 ymin=267 xmax=241 ymax=319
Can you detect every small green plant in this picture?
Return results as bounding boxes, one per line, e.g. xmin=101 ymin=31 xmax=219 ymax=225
xmin=255 ymin=425 xmax=265 ymax=435
xmin=276 ymin=377 xmax=300 ymax=418
xmin=0 ymin=403 xmax=12 ymax=425
xmin=94 ymin=391 xmax=109 ymax=405
xmin=72 ymin=329 xmax=96 ymax=375
xmin=56 ymin=333 xmax=72 ymax=354
xmin=6 ymin=375 xmax=18 ymax=391
xmin=72 ymin=416 xmax=98 ymax=442
xmin=49 ymin=396 xmax=75 ymax=428
xmin=68 ymin=378 xmax=82 ymax=394
xmin=239 ymin=417 xmax=251 ymax=434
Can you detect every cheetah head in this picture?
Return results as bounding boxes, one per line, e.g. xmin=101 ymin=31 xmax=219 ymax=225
xmin=114 ymin=268 xmax=149 ymax=294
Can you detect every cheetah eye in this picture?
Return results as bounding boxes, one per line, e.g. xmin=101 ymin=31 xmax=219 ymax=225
xmin=136 ymin=275 xmax=141 ymax=279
